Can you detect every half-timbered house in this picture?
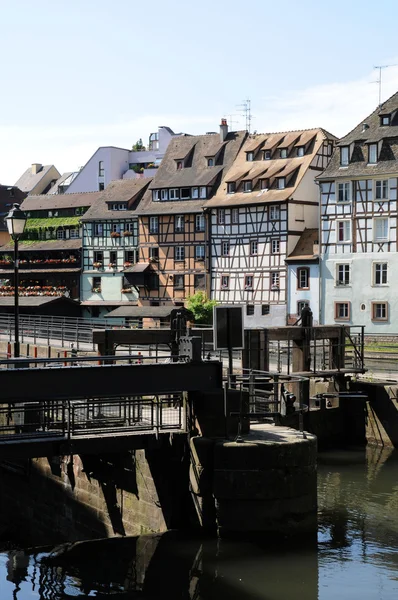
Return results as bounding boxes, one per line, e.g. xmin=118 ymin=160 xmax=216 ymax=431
xmin=80 ymin=178 xmax=151 ymax=318
xmin=133 ymin=122 xmax=247 ymax=309
xmin=318 ymin=91 xmax=398 ymax=332
xmin=204 ymin=128 xmax=335 ymax=326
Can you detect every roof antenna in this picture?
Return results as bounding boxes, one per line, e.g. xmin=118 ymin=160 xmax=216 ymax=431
xmin=237 ymin=98 xmax=253 ymax=133
xmin=373 ymin=64 xmax=398 ymax=106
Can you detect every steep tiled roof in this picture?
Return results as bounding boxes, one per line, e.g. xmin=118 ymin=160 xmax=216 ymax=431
xmin=286 ymin=228 xmax=319 ymax=262
xmin=47 ymin=172 xmax=78 ymax=194
xmin=81 ymin=178 xmax=152 ymax=220
xmin=21 ymin=191 xmax=102 ymax=211
xmin=319 ymin=91 xmax=398 ymax=179
xmin=14 ymin=165 xmax=60 ymax=193
xmin=0 ymin=239 xmax=82 ymax=252
xmin=205 ymin=128 xmax=332 ymax=208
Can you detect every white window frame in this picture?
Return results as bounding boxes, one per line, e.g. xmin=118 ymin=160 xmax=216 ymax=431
xmin=218 ymin=209 xmax=225 ymax=225
xmin=270 ymin=205 xmax=280 ymax=220
xmin=246 ymin=152 xmax=254 ymax=162
xmin=192 ymin=187 xmax=199 ymax=198
xmin=175 ymin=246 xmax=185 ymax=261
xmin=175 ymin=215 xmax=184 ymax=232
xmin=199 ymin=187 xmax=207 ymax=199
xmin=126 ymin=222 xmax=135 ymax=233
xmin=244 ymin=275 xmax=254 ymax=290
xmin=69 ymin=228 xmax=79 ymax=239
xmin=243 ymin=180 xmax=252 ymax=192
xmin=149 ymin=216 xmax=159 ymax=234
xmin=98 ymin=160 xmax=104 ymax=177
xmin=368 ymin=143 xmax=378 ymax=164
xmin=232 ymin=208 xmax=239 ymax=223
xmin=221 ymin=275 xmax=229 ymax=289
xmin=56 ymin=229 xmax=65 ymax=240
xmin=373 ymin=262 xmax=388 ymax=286
xmin=373 ymin=217 xmax=389 ymax=242
xmin=195 ymin=245 xmax=205 ymax=260
xmin=250 ymin=240 xmax=258 ymax=255
xmin=340 ymin=146 xmax=349 ymax=166
xmin=94 ymin=223 xmax=103 ymax=236
xmin=279 ymin=148 xmax=288 ymax=159
xmin=381 ymin=115 xmax=390 ymax=125
xmin=336 ymin=263 xmax=350 ymax=286
xmin=195 ymin=214 xmax=205 ymax=232
xmin=277 ymin=177 xmax=286 ymax=190
xmin=161 ymin=189 xmax=168 ymax=201
xmin=227 ymin=182 xmax=236 ymax=194
xmin=221 ymin=240 xmax=230 ymax=256
xmin=271 ymin=272 xmax=280 ymax=289
xmin=207 ymin=158 xmax=214 ymax=167
xmin=297 ymin=268 xmax=309 ymax=290
xmin=337 ymin=182 xmax=351 ymax=203
xmin=169 ymin=188 xmax=180 ymax=200
xmin=336 ymin=219 xmax=351 ymax=243
xmin=271 ymin=239 xmax=280 ymax=254
xmin=180 ymin=188 xmax=191 ymax=200
xmin=152 ymin=190 xmax=160 ymax=201
xmin=264 ymin=150 xmax=271 ymax=160
xmin=375 ymin=180 xmax=389 ymax=200
xmin=296 ymin=147 xmax=305 ymax=157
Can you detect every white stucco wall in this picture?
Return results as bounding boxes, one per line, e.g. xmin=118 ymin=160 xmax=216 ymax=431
xmin=287 ymin=262 xmax=319 ymax=324
xmin=67 ymin=147 xmax=130 ymax=193
xmin=81 ymin=271 xmax=138 ymax=303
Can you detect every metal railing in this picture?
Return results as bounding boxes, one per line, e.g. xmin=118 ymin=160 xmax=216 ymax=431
xmin=0 ymin=393 xmax=186 ymax=443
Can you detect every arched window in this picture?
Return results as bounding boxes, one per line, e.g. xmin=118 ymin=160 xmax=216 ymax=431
xmin=98 ymin=161 xmax=104 ymax=176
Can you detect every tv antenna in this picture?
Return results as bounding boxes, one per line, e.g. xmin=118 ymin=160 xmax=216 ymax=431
xmin=237 ymin=98 xmax=252 ymax=133
xmin=224 ymin=114 xmax=240 ymax=130
xmin=374 ymin=64 xmax=398 ymax=106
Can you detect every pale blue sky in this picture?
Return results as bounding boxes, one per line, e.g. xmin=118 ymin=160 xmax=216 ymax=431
xmin=2 ymin=0 xmax=398 ymax=184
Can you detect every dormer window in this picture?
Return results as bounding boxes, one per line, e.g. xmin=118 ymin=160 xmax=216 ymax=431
xmin=227 ymin=182 xmax=236 ymax=194
xmin=177 ymin=161 xmax=183 ymax=170
xmin=246 ymin=152 xmax=254 ymax=162
xmin=169 ymin=189 xmax=180 ymax=200
xmin=207 ymin=158 xmax=214 ymax=167
xmin=279 ymin=148 xmax=288 ymax=159
xmin=381 ymin=115 xmax=390 ymax=126
xmin=264 ymin=150 xmax=272 ymax=160
xmin=340 ymin=146 xmax=349 ymax=166
xmin=243 ymin=180 xmax=252 ymax=192
xmin=260 ymin=179 xmax=268 ymax=190
xmin=152 ymin=190 xmax=160 ymax=201
xmin=296 ymin=147 xmax=305 ymax=157
xmin=368 ymin=143 xmax=378 ymax=164
xmin=161 ymin=189 xmax=169 ymax=201
xmin=277 ymin=177 xmax=286 ymax=190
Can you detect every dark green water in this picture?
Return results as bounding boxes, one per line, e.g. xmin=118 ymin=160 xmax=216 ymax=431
xmin=1 ymin=447 xmax=397 ymax=599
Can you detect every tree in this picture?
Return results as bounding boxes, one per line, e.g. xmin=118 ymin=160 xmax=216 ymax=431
xmin=132 ymin=138 xmax=146 ymax=151
xmin=186 ymin=291 xmax=217 ymax=325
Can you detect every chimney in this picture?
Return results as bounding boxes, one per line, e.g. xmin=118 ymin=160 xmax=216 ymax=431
xmin=31 ymin=163 xmax=42 ymax=175
xmin=220 ymin=118 xmax=228 ymax=142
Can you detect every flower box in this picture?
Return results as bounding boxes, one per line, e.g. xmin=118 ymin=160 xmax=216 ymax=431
xmin=93 ymin=262 xmax=102 ymax=269
xmin=122 ymin=231 xmax=131 ymax=237
xmin=123 ymin=262 xmax=132 ymax=268
xmin=122 ymin=288 xmax=134 ymax=293
xmin=108 ymin=263 xmax=117 ymax=268
xmin=92 ymin=287 xmax=101 ymax=293
xmin=110 ymin=232 xmax=121 ymax=238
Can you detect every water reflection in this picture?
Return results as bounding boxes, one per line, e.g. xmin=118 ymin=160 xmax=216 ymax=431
xmin=1 ymin=447 xmax=398 ymax=599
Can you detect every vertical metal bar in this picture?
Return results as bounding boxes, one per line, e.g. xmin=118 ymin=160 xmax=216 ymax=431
xmin=14 ymin=237 xmax=20 ymax=358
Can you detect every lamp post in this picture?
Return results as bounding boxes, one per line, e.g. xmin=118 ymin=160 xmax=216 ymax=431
xmin=4 ymin=203 xmax=27 ymax=358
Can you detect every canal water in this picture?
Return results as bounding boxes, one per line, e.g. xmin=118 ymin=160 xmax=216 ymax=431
xmin=1 ymin=447 xmax=397 ymax=599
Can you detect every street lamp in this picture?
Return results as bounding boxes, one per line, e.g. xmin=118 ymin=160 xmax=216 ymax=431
xmin=4 ymin=203 xmax=27 ymax=358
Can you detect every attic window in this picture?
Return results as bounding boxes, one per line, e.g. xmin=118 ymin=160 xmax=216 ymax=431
xmin=264 ymin=150 xmax=272 ymax=160
xmin=260 ymin=179 xmax=268 ymax=190
xmin=246 ymin=152 xmax=254 ymax=162
xmin=277 ymin=177 xmax=286 ymax=190
xmin=177 ymin=161 xmax=183 ymax=170
xmin=279 ymin=148 xmax=288 ymax=159
xmin=368 ymin=143 xmax=378 ymax=164
xmin=207 ymin=158 xmax=214 ymax=167
xmin=381 ymin=115 xmax=390 ymax=126
xmin=181 ymin=188 xmax=191 ymax=199
xmin=340 ymin=146 xmax=349 ymax=166
xmin=296 ymin=147 xmax=305 ymax=157
xmin=243 ymin=181 xmax=252 ymax=192
xmin=227 ymin=182 xmax=236 ymax=194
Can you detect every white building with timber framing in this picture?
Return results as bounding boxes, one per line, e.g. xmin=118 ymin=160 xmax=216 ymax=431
xmin=204 ymin=128 xmax=336 ymax=327
xmin=318 ymin=91 xmax=398 ymax=333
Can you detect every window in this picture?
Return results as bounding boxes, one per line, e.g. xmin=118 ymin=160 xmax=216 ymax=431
xmin=175 ymin=246 xmax=185 ymax=261
xmin=57 ymin=229 xmax=65 ymax=240
xmin=246 ymin=304 xmax=255 ymax=316
xmin=93 ymin=251 xmax=103 ymax=266
xmin=260 ymin=178 xmax=269 ymax=190
xmin=98 ymin=182 xmax=105 ymax=191
xmin=244 ymin=275 xmax=254 ymax=290
xmin=375 ymin=180 xmax=388 ymax=200
xmin=335 ymin=302 xmax=350 ymax=320
xmin=92 ymin=276 xmax=101 ymax=293
xmin=368 ymin=143 xmax=378 ymax=164
xmin=195 ymin=245 xmax=205 ymax=260
xmin=177 ymin=161 xmax=183 ymax=170
xmin=149 ymin=247 xmax=159 ymax=261
xmin=246 ymin=152 xmax=254 ymax=162
xmin=174 ymin=274 xmax=184 ymax=289
xmin=381 ymin=115 xmax=390 ymax=126
xmin=262 ymin=304 xmax=270 ymax=315
xmin=170 ymin=189 xmax=180 ymax=200
xmin=337 ymin=220 xmax=351 ymax=242
xmin=232 ymin=208 xmax=239 ymax=223
xmin=279 ymin=148 xmax=288 ymax=159
xmin=372 ymin=302 xmax=388 ymax=321
xmin=250 ymin=240 xmax=258 ymax=255
xmin=125 ymin=250 xmax=136 ymax=264
xmin=218 ymin=209 xmax=225 ymax=225
xmin=109 ymin=251 xmax=117 ymax=266
xmin=199 ymin=187 xmax=207 ymax=199
xmin=338 ymin=182 xmax=351 ymax=202
xmin=181 ymin=188 xmax=191 ymax=199
xmin=270 ymin=205 xmax=280 ymax=220
xmin=277 ymin=177 xmax=286 ymax=189
xmin=297 ymin=301 xmax=309 ymax=315
xmin=374 ymin=218 xmax=388 ymax=241
xmin=125 ymin=222 xmax=135 ymax=233
xmin=374 ymin=262 xmax=388 ymax=285
xmin=271 ymin=272 xmax=280 ymax=289
xmin=69 ymin=228 xmax=79 ymax=239
xmin=192 ymin=187 xmax=199 ymax=198
xmin=111 ymin=223 xmax=121 ymax=234
xmin=340 ymin=146 xmax=349 ymax=166
xmin=297 ymin=147 xmax=305 ymax=157
xmin=264 ymin=150 xmax=271 ymax=160
xmin=175 ymin=215 xmax=184 ymax=232
xmin=152 ymin=190 xmax=160 ymax=201
xmin=194 ymin=274 xmax=205 ymax=290
xmin=161 ymin=189 xmax=168 ymax=201
xmin=195 ymin=214 xmax=205 ymax=231
xmin=297 ymin=267 xmax=309 ymax=289
xmin=227 ymin=182 xmax=236 ymax=194
xmin=271 ymin=239 xmax=280 ymax=253
xmin=98 ymin=161 xmax=104 ymax=177
xmin=221 ymin=240 xmax=230 ymax=256
xmin=94 ymin=223 xmax=104 ymax=236
xmin=147 ymin=273 xmax=159 ymax=290
xmin=337 ymin=264 xmax=350 ymax=286
xmin=243 ymin=180 xmax=252 ymax=192
xmin=221 ymin=275 xmax=229 ymax=289
xmin=207 ymin=158 xmax=214 ymax=167
xmin=149 ymin=216 xmax=159 ymax=233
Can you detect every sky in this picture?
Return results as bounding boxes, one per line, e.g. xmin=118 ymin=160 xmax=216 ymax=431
xmin=2 ymin=0 xmax=398 ymax=184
